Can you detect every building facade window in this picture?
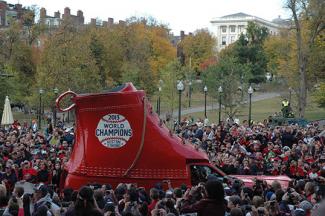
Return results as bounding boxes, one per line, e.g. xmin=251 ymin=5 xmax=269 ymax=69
xmin=230 ymin=36 xmax=236 ymax=43
xmin=222 ymin=36 xmax=227 ymax=45
xmin=221 ymin=26 xmax=227 ymax=33
xmin=230 ymin=25 xmax=236 ymax=33
xmin=238 ymin=25 xmax=245 ymax=33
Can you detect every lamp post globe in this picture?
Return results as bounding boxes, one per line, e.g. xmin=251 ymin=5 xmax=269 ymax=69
xmin=248 ymin=86 xmax=253 ymax=127
xmin=248 ymin=86 xmax=254 ymax=95
xmin=266 ymin=72 xmax=272 ymax=82
xmin=177 ymin=80 xmax=184 ymax=91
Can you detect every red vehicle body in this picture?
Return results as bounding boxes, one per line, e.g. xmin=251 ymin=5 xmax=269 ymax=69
xmin=56 ymin=83 xmax=291 ymax=190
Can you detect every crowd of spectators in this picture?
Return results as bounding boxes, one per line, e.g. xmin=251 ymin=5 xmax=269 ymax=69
xmin=178 ymin=117 xmax=324 ymax=180
xmin=0 ymin=116 xmax=323 ymax=216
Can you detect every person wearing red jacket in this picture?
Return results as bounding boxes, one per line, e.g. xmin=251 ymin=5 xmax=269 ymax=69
xmin=21 ymin=161 xmax=37 ymax=182
xmin=148 ymin=188 xmax=159 ymax=215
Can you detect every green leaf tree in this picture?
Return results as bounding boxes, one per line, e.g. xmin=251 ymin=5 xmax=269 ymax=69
xmin=159 ymin=60 xmax=185 ymax=117
xmin=232 ymin=22 xmax=269 ymax=83
xmin=313 ymin=82 xmax=325 ymax=108
xmin=203 ymin=56 xmax=251 ymax=119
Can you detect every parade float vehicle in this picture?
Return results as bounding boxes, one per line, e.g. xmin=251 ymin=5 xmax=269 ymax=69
xmin=56 ymin=83 xmax=291 ymax=190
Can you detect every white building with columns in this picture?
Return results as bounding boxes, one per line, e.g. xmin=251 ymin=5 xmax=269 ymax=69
xmin=210 ymin=12 xmax=289 ymax=51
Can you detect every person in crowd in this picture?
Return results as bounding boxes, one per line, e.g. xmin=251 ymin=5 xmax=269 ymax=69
xmin=180 ymin=180 xmax=225 ymax=216
xmin=148 ymin=188 xmax=159 ymax=214
xmin=51 ymin=163 xmax=62 ymax=190
xmin=32 ymin=184 xmax=60 ymax=216
xmin=37 ymin=161 xmax=49 ymax=184
xmin=65 ymin=186 xmax=103 ymax=216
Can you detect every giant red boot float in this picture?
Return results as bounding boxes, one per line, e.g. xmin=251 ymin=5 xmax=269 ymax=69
xmin=56 ymin=83 xmax=210 ymax=189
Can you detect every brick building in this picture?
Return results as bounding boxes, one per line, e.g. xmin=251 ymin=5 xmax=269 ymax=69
xmin=0 ymin=1 xmax=29 ymax=28
xmin=62 ymin=7 xmax=84 ymax=25
xmin=40 ymin=7 xmax=85 ymax=27
xmin=39 ymin=7 xmax=61 ymax=27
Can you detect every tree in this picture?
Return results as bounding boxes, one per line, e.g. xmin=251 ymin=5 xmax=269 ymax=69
xmin=232 ymin=22 xmax=269 ymax=83
xmin=180 ymin=29 xmax=217 ymax=75
xmin=119 ymin=19 xmax=176 ymax=94
xmin=286 ymin=0 xmax=325 ymax=117
xmin=159 ymin=60 xmax=185 ymax=117
xmin=0 ymin=19 xmax=38 ymax=111
xmin=264 ymin=34 xmax=291 ymax=78
xmin=23 ymin=6 xmax=46 ymax=46
xmin=307 ymin=32 xmax=325 ymax=83
xmin=89 ymin=30 xmax=108 ymax=89
xmin=37 ymin=20 xmax=101 ymax=100
xmin=313 ymin=82 xmax=325 ymax=108
xmin=203 ymin=56 xmax=251 ymax=119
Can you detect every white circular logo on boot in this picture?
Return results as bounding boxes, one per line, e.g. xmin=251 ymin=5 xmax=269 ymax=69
xmin=95 ymin=114 xmax=133 ymax=148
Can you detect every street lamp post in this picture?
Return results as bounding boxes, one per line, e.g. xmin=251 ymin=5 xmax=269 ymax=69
xmin=39 ymin=88 xmax=44 ymax=130
xmin=66 ymin=88 xmax=71 ymax=124
xmin=53 ymin=87 xmax=59 ymax=127
xmin=204 ymin=85 xmax=208 ymax=118
xmin=218 ymin=86 xmax=223 ymax=124
xmin=188 ymin=81 xmax=192 ymax=107
xmin=248 ymin=86 xmax=254 ymax=127
xmin=177 ymin=81 xmax=184 ymax=127
xmin=157 ymin=86 xmax=162 ymax=116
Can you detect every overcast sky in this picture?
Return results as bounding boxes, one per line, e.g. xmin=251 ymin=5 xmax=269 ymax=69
xmin=18 ymin=0 xmax=290 ymax=34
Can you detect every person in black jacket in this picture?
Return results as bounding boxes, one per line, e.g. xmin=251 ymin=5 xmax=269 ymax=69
xmin=2 ymin=166 xmax=17 ymax=191
xmin=37 ymin=162 xmax=49 ymax=183
xmin=281 ymin=126 xmax=295 ymax=148
xmin=51 ymin=163 xmax=62 ymax=188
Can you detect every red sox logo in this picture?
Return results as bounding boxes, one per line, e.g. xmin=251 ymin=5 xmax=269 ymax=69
xmin=95 ymin=114 xmax=133 ymax=148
